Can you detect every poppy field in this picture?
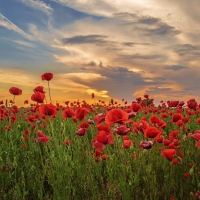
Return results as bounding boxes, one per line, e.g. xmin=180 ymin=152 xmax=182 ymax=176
xmin=0 ymin=72 xmax=200 ymax=200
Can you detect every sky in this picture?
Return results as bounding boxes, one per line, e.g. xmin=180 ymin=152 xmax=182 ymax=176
xmin=0 ymin=0 xmax=200 ymax=106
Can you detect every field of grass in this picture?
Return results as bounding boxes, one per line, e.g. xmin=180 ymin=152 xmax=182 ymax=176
xmin=0 ymin=73 xmax=200 ymax=200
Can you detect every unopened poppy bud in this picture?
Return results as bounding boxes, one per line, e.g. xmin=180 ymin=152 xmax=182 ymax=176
xmin=189 ymin=166 xmax=194 ymax=176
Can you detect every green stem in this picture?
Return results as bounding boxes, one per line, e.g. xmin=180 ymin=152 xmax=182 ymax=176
xmin=48 ymin=81 xmax=52 ymax=104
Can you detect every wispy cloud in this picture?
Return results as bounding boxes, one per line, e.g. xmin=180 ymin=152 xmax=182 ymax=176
xmin=20 ymin=0 xmax=53 ymax=15
xmin=0 ymin=13 xmax=33 ymax=40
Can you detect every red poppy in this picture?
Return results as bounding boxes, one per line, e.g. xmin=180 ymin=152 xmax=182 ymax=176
xmin=41 ymin=72 xmax=53 ymax=81
xmin=96 ymin=131 xmax=108 ymax=144
xmin=105 ymin=109 xmax=129 ymax=126
xmin=161 ymin=149 xmax=176 ymax=161
xmin=187 ymin=99 xmax=197 ymax=109
xmin=35 ymin=130 xmax=50 ymax=143
xmin=167 ymin=101 xmax=179 ymax=107
xmin=172 ymin=113 xmax=183 ymax=123
xmin=94 ymin=113 xmax=106 ymax=123
xmin=96 ymin=124 xmax=109 ymax=132
xmin=122 ymin=140 xmax=134 ymax=148
xmin=101 ymin=154 xmax=108 ymax=160
xmin=190 ymin=131 xmax=200 ymax=141
xmin=139 ymin=141 xmax=153 ymax=149
xmin=24 ymin=100 xmax=29 ymax=104
xmin=144 ymin=126 xmax=161 ymax=138
xmin=182 ymin=117 xmax=190 ymax=123
xmin=144 ymin=94 xmax=149 ymax=98
xmin=183 ymin=172 xmax=189 ymax=178
xmin=63 ymin=139 xmax=70 ymax=145
xmin=62 ymin=108 xmax=75 ymax=119
xmin=161 ymin=113 xmax=168 ymax=118
xmin=133 ymin=119 xmax=149 ymax=133
xmin=131 ymin=103 xmax=142 ymax=112
xmin=92 ymin=93 xmax=95 ymax=98
xmin=163 ymin=139 xmax=171 ymax=146
xmin=196 ymin=118 xmax=200 ymax=125
xmin=23 ymin=129 xmax=31 ymax=135
xmin=75 ymin=128 xmax=87 ymax=136
xmin=75 ymin=107 xmax=88 ymax=120
xmin=150 ymin=115 xmax=161 ymax=125
xmin=9 ymin=87 xmax=22 ymax=95
xmin=168 ymin=130 xmax=179 ymax=140
xmin=39 ymin=104 xmax=57 ymax=117
xmin=114 ymin=125 xmax=131 ymax=135
xmin=78 ymin=122 xmax=90 ymax=130
xmin=92 ymin=141 xmax=106 ymax=150
xmin=33 ymin=86 xmax=46 ymax=93
xmin=94 ymin=149 xmax=102 ymax=157
xmin=31 ymin=92 xmax=45 ymax=103
xmin=195 ymin=141 xmax=200 ymax=147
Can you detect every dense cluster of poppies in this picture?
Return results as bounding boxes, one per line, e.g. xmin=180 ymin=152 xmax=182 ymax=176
xmin=1 ymin=72 xmax=200 ymax=199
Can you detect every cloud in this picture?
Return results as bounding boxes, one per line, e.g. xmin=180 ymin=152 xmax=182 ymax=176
xmin=163 ymin=65 xmax=187 ymax=71
xmin=173 ymin=44 xmax=200 ymax=59
xmin=0 ymin=13 xmax=33 ymax=40
xmin=20 ymin=0 xmax=53 ymax=15
xmin=62 ymin=34 xmax=108 ymax=45
xmin=50 ymin=0 xmax=146 ymax=17
xmin=11 ymin=40 xmax=36 ymax=48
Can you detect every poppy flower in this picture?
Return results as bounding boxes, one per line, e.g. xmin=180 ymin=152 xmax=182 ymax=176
xmin=9 ymin=87 xmax=22 ymax=96
xmin=101 ymin=154 xmax=108 ymax=160
xmin=183 ymin=172 xmax=189 ymax=178
xmin=23 ymin=129 xmax=31 ymax=135
xmin=195 ymin=141 xmax=200 ymax=147
xmin=133 ymin=119 xmax=149 ymax=133
xmin=75 ymin=128 xmax=87 ymax=136
xmin=63 ymin=140 xmax=70 ymax=145
xmin=144 ymin=126 xmax=161 ymax=138
xmin=131 ymin=103 xmax=142 ymax=112
xmin=39 ymin=104 xmax=57 ymax=117
xmin=172 ymin=113 xmax=183 ymax=123
xmin=161 ymin=113 xmax=168 ymax=118
xmin=105 ymin=109 xmax=129 ymax=126
xmin=33 ymin=86 xmax=46 ymax=93
xmin=96 ymin=131 xmax=109 ymax=144
xmin=122 ymin=140 xmax=134 ymax=148
xmin=24 ymin=100 xmax=29 ymax=104
xmin=196 ymin=118 xmax=200 ymax=125
xmin=92 ymin=93 xmax=95 ymax=98
xmin=94 ymin=113 xmax=106 ymax=123
xmin=92 ymin=131 xmax=114 ymax=150
xmin=150 ymin=115 xmax=161 ymax=125
xmin=139 ymin=141 xmax=153 ymax=149
xmin=35 ymin=130 xmax=50 ymax=143
xmin=190 ymin=131 xmax=200 ymax=141
xmin=114 ymin=125 xmax=131 ymax=135
xmin=161 ymin=149 xmax=176 ymax=161
xmin=94 ymin=150 xmax=102 ymax=157
xmin=75 ymin=107 xmax=88 ymax=120
xmin=62 ymin=108 xmax=75 ymax=119
xmin=78 ymin=122 xmax=90 ymax=130
xmin=41 ymin=72 xmax=53 ymax=81
xmin=31 ymin=92 xmax=45 ymax=103
xmin=163 ymin=139 xmax=171 ymax=146
xmin=144 ymin=94 xmax=149 ymax=98
xmin=167 ymin=101 xmax=179 ymax=107
xmin=187 ymin=99 xmax=197 ymax=109
xmin=92 ymin=141 xmax=106 ymax=151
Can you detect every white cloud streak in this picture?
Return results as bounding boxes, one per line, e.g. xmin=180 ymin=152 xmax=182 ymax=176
xmin=20 ymin=0 xmax=53 ymax=15
xmin=0 ymin=13 xmax=34 ymax=40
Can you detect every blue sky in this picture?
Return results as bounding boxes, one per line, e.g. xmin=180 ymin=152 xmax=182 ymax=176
xmin=0 ymin=0 xmax=200 ymax=106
